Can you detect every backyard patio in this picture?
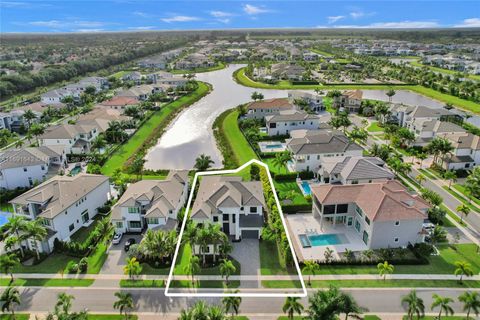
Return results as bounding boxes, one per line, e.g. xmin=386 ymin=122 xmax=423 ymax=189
xmin=286 ymin=213 xmax=368 ymax=262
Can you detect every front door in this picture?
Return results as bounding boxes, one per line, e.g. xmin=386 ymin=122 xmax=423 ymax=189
xmin=223 ymin=222 xmax=230 ymax=235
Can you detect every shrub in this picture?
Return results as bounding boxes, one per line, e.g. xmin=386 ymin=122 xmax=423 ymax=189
xmin=66 ymin=260 xmax=79 ymax=274
xmin=78 ymin=257 xmax=88 ymax=273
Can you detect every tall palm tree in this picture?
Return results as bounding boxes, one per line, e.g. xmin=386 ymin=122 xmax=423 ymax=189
xmin=113 ymin=291 xmax=134 ymax=320
xmin=339 ymin=291 xmax=368 ymax=320
xmin=23 ymin=109 xmax=37 ymax=128
xmin=415 ymin=174 xmax=426 ymax=186
xmin=386 ymin=88 xmax=396 ymax=103
xmin=458 ymin=291 xmax=480 ymax=319
xmin=124 ymin=257 xmax=142 ymax=280
xmin=184 ymin=222 xmax=198 ymax=255
xmin=444 ymin=170 xmax=457 ymax=189
xmin=207 ymin=223 xmax=223 ymax=263
xmin=0 ymin=286 xmax=21 ymax=319
xmin=219 ymin=259 xmax=236 ymax=286
xmin=197 ymin=227 xmax=211 ymax=266
xmin=454 ymin=261 xmax=474 ymax=283
xmin=282 ymin=296 xmax=304 ymax=320
xmin=184 ymin=255 xmax=200 ymax=286
xmin=28 ymin=123 xmax=45 ymax=146
xmin=25 ymin=219 xmax=47 ymax=260
xmin=222 ymin=292 xmax=242 ymax=319
xmin=302 ymin=260 xmax=319 ymax=286
xmin=55 ymin=292 xmax=74 ymax=316
xmin=0 ymin=253 xmax=20 ymax=283
xmin=402 ymin=290 xmax=425 ymax=320
xmin=307 ymin=285 xmax=343 ymax=319
xmin=431 ymin=294 xmax=454 ymax=320
xmin=456 ymin=204 xmax=471 ymax=224
xmin=4 ymin=215 xmax=27 ymax=257
xmin=377 ymin=261 xmax=394 ymax=281
xmin=194 ymin=154 xmax=214 ymax=171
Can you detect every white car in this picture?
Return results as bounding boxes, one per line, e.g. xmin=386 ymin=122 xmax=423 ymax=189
xmin=423 ymin=223 xmax=435 ymax=233
xmin=112 ymin=233 xmax=123 ymax=245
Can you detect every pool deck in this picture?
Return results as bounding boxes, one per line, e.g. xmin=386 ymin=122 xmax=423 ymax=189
xmin=285 ymin=213 xmax=368 ymax=262
xmin=258 ymin=141 xmax=286 ymax=153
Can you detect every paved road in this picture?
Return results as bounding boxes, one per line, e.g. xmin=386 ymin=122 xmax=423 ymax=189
xmin=13 ymin=287 xmax=475 ymax=316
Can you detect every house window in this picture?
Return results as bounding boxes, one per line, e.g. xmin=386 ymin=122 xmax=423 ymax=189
xmin=128 ymin=207 xmax=140 ymax=214
xmin=129 ymin=221 xmax=141 ymax=228
xmin=23 ymin=168 xmax=27 ymax=172
xmin=222 ymin=214 xmax=229 ymax=222
xmin=81 ymin=210 xmax=89 ymax=223
xmin=394 ymin=237 xmax=399 ymax=242
xmin=355 ymin=206 xmax=363 ymax=217
xmin=147 ymin=218 xmax=159 ymax=224
xmin=250 ymin=207 xmax=257 ymax=213
xmin=28 ymin=177 xmax=33 ymax=186
xmin=115 ymin=222 xmax=123 ymax=228
xmin=213 ymin=216 xmax=219 ymax=222
xmin=355 ymin=220 xmax=361 ymax=232
xmin=41 ymin=219 xmax=51 ymax=227
xmin=41 ymin=165 xmax=45 ymax=170
xmin=365 ymin=216 xmax=371 ymax=225
xmin=351 ymin=180 xmax=359 ymax=185
xmin=69 ymin=223 xmax=74 ymax=232
xmin=232 ymin=215 xmax=236 ymax=223
xmin=323 ymin=205 xmax=335 ymax=215
xmin=395 ymin=221 xmax=400 ymax=226
xmin=336 ymin=204 xmax=348 ymax=214
xmin=362 ymin=231 xmax=369 ymax=245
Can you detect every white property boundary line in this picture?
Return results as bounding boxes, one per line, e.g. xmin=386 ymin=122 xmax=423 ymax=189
xmin=165 ymin=159 xmax=307 ymax=298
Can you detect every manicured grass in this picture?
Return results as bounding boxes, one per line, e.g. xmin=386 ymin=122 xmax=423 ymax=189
xmin=234 ymin=67 xmax=480 ymax=114
xmin=70 ymin=218 xmax=101 ymax=243
xmin=366 ymin=121 xmax=383 ymax=133
xmin=410 ymin=60 xmax=480 ymax=81
xmin=263 ymin=157 xmax=289 ymax=174
xmin=442 ymin=186 xmax=479 ymax=214
xmin=88 ymin=315 xmax=138 ymax=320
xmin=259 ymin=240 xmax=296 ymax=275
xmin=221 ymin=110 xmax=259 ymax=165
xmin=273 ymin=180 xmax=309 ymax=205
xmin=170 ymin=280 xmax=240 ymax=288
xmin=140 ymin=263 xmax=170 ymax=275
xmin=364 ymin=316 xmax=382 ymax=320
xmin=102 ymin=82 xmax=210 ymax=176
xmin=453 ymin=184 xmax=480 ymax=207
xmin=120 ymin=279 xmax=164 ymax=288
xmin=310 ymin=48 xmax=334 ymax=57
xmin=403 ymin=317 xmax=468 ymax=320
xmin=419 ymin=168 xmax=438 ymax=180
xmin=0 ymin=278 xmax=94 ymax=287
xmin=278 ymin=317 xmax=303 ymax=320
xmin=0 ymin=314 xmax=29 ymax=320
xmin=0 ymin=203 xmax=13 ymax=212
xmin=170 ymin=62 xmax=226 ymax=74
xmin=263 ymin=279 xmax=480 ymax=288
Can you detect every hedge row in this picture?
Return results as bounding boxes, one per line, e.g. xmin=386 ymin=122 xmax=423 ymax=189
xmin=212 ymin=108 xmax=239 ymax=169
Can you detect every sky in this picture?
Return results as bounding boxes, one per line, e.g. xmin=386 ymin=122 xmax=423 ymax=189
xmin=0 ymin=0 xmax=479 ymax=33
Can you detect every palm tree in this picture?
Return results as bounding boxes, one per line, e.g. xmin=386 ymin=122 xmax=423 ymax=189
xmin=458 ymin=291 xmax=480 ymax=319
xmin=361 ymin=249 xmax=374 ymax=263
xmin=271 ymin=151 xmax=292 ymax=172
xmin=23 ymin=109 xmax=37 ymax=128
xmin=219 ymin=259 xmax=236 ymax=286
xmin=207 ymin=223 xmax=224 ymax=263
xmin=124 ymin=257 xmax=142 ymax=280
xmin=197 ymin=227 xmax=211 ymax=266
xmin=91 ymin=136 xmax=107 ymax=151
xmin=0 ymin=253 xmax=19 ymax=283
xmin=184 ymin=255 xmax=200 ymax=285
xmin=339 ymin=291 xmax=368 ymax=320
xmin=454 ymin=261 xmax=474 ymax=283
xmin=415 ymin=174 xmax=426 ymax=186
xmin=431 ymin=294 xmax=454 ymax=320
xmin=282 ymin=296 xmax=304 ymax=320
xmin=456 ymin=204 xmax=471 ymax=224
xmin=25 ymin=219 xmax=47 ymax=260
xmin=417 ymin=152 xmax=428 ymax=168
xmin=113 ymin=291 xmax=134 ymax=320
xmin=222 ymin=292 xmax=242 ymax=319
xmin=444 ymin=170 xmax=457 ymax=189
xmin=307 ymin=285 xmax=343 ymax=319
xmin=194 ymin=154 xmax=214 ymax=171
xmin=4 ymin=215 xmax=27 ymax=257
xmin=386 ymin=89 xmax=396 ymax=103
xmin=377 ymin=261 xmax=394 ymax=281
xmin=28 ymin=123 xmax=45 ymax=146
xmin=55 ymin=292 xmax=74 ymax=316
xmin=0 ymin=286 xmax=21 ymax=319
xmin=302 ymin=260 xmax=319 ymax=286
xmin=402 ymin=290 xmax=425 ymax=320
xmin=130 ymin=155 xmax=145 ymax=180
xmin=184 ymin=222 xmax=198 ymax=255
xmin=430 ymin=226 xmax=447 ymax=247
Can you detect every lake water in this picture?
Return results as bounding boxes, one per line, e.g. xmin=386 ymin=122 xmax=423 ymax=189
xmin=144 ymin=64 xmax=479 ymax=170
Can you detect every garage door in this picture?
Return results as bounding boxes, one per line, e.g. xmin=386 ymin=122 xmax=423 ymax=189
xmin=241 ymin=230 xmax=259 ymax=239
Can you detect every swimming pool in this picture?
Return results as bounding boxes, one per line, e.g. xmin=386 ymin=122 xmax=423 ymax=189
xmin=265 ymin=144 xmax=283 ymax=149
xmin=300 ymin=181 xmax=312 ymax=196
xmin=308 ymin=234 xmax=343 ymax=246
xmin=0 ymin=212 xmax=11 ymax=227
xmin=70 ymin=165 xmax=82 ymax=176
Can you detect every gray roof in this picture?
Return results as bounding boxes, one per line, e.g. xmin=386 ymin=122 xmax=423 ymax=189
xmin=265 ymin=110 xmax=319 ymax=123
xmin=323 ymin=156 xmax=394 ymax=181
xmin=191 ymin=176 xmax=265 ymax=219
xmin=239 ymin=214 xmax=264 ymax=228
xmin=0 ymin=146 xmax=64 ymax=170
xmin=10 ymin=173 xmax=109 ymax=219
xmin=410 ymin=106 xmax=453 ymax=118
xmin=40 ymin=124 xmax=97 ymax=139
xmin=286 ymin=130 xmax=363 ymax=155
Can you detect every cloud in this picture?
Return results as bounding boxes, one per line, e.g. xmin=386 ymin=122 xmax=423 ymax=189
xmin=454 ymin=18 xmax=480 ymax=28
xmin=161 ymin=15 xmax=201 ymax=23
xmin=73 ymin=29 xmax=104 ymax=33
xmin=209 ymin=10 xmax=232 ymax=18
xmin=29 ymin=20 xmax=106 ymax=28
xmin=0 ymin=1 xmax=27 ymax=7
xmin=327 ymin=16 xmax=345 ymax=24
xmin=331 ymin=20 xmax=440 ymax=29
xmin=243 ymin=4 xmax=270 ymax=15
xmin=128 ymin=26 xmax=156 ymax=30
xmin=133 ymin=11 xmax=152 ymax=18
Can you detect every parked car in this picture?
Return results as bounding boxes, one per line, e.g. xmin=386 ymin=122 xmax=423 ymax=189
xmin=124 ymin=238 xmax=136 ymax=251
xmin=423 ymin=222 xmax=435 ymax=233
xmin=112 ymin=233 xmax=123 ymax=245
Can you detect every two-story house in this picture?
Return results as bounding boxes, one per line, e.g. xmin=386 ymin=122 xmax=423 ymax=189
xmin=332 ymin=90 xmax=363 ymax=113
xmin=245 ymin=98 xmax=295 ymax=120
xmin=190 ymin=176 xmax=265 ymax=240
xmin=437 ymin=132 xmax=480 ymax=170
xmin=286 ymin=129 xmax=364 ymax=172
xmin=288 ymin=91 xmax=325 ymax=113
xmin=311 ymin=180 xmax=429 ymax=250
xmin=0 ymin=146 xmax=66 ymax=190
xmin=111 ymin=171 xmax=189 ymax=233
xmin=9 ymin=173 xmax=110 ymax=253
xmin=265 ymin=110 xmax=321 ymax=136
xmin=39 ymin=124 xmax=99 ymax=154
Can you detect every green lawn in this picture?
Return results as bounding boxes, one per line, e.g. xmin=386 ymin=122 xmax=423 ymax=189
xmin=403 ymin=317 xmax=468 ymax=320
xmin=88 ymin=315 xmax=137 ymax=320
xmin=120 ymin=279 xmax=164 ymax=288
xmin=419 ymin=168 xmax=438 ymax=180
xmin=221 ymin=109 xmax=259 ymax=165
xmin=140 ymin=263 xmax=170 ymax=275
xmin=170 ymin=62 xmax=226 ymax=74
xmin=0 ymin=314 xmax=29 ymax=320
xmin=263 ymin=157 xmax=289 ymax=174
xmin=259 ymin=240 xmax=297 ymax=276
xmin=310 ymin=48 xmax=334 ymax=57
xmin=101 ymin=82 xmax=210 ymax=176
xmin=263 ymin=279 xmax=480 ymax=289
xmin=234 ymin=67 xmax=480 ymax=114
xmin=410 ymin=60 xmax=480 ymax=81
xmin=366 ymin=121 xmax=383 ymax=133
xmin=442 ymin=186 xmax=479 ymax=214
xmin=453 ymin=184 xmax=480 ymax=207
xmin=364 ymin=316 xmax=382 ymax=320
xmin=273 ymin=180 xmax=309 ymax=205
xmin=0 ymin=278 xmax=94 ymax=287
xmin=0 ymin=203 xmax=13 ymax=212
xmin=170 ymin=280 xmax=240 ymax=289
xmin=70 ymin=217 xmax=101 ymax=243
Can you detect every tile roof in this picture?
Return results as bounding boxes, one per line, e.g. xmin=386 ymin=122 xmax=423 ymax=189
xmin=322 ymin=156 xmax=394 ymax=181
xmin=247 ymin=98 xmax=293 ymax=110
xmin=265 ymin=110 xmax=319 ymax=122
xmin=286 ymin=130 xmax=363 ymax=155
xmin=100 ymin=96 xmax=139 ymax=107
xmin=0 ymin=146 xmax=63 ymax=170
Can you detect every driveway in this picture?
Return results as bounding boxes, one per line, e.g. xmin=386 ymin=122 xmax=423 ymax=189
xmin=230 ymin=239 xmax=260 ymax=289
xmin=98 ymin=234 xmax=143 ymax=275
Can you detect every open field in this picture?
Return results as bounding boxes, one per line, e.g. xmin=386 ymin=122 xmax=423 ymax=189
xmin=0 ymin=278 xmax=94 ymax=287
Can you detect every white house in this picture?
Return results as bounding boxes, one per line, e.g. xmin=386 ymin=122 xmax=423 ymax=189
xmin=437 ymin=132 xmax=480 ymax=170
xmin=39 ymin=124 xmax=100 ymax=154
xmin=288 ymin=91 xmax=325 ymax=113
xmin=190 ymin=176 xmax=265 ymax=240
xmin=265 ymin=110 xmax=321 ymax=136
xmin=286 ymin=129 xmax=364 ymax=172
xmin=332 ymin=90 xmax=363 ymax=113
xmin=111 ymin=171 xmax=189 ymax=233
xmin=0 ymin=146 xmax=66 ymax=190
xmin=245 ymin=98 xmax=295 ymax=120
xmin=9 ymin=173 xmax=110 ymax=253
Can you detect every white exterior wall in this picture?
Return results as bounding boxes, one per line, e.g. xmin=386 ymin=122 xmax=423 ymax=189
xmin=0 ymin=164 xmax=48 ymax=190
xmin=267 ymin=118 xmax=320 ymax=136
xmin=369 ymin=219 xmax=424 ymax=249
xmin=41 ymin=138 xmax=73 ymax=154
xmin=290 ymin=149 xmax=363 ymax=172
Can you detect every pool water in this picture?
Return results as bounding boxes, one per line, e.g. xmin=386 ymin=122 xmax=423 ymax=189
xmin=265 ymin=144 xmax=283 ymax=149
xmin=70 ymin=166 xmax=82 ymax=176
xmin=308 ymin=234 xmax=343 ymax=246
xmin=0 ymin=212 xmax=10 ymax=227
xmin=300 ymin=181 xmax=312 ymax=195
